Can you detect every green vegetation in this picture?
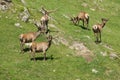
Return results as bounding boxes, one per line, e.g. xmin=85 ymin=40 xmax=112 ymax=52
xmin=0 ymin=0 xmax=120 ymax=80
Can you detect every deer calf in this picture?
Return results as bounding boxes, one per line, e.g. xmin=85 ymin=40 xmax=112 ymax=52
xmin=92 ymin=18 xmax=108 ymax=42
xmin=19 ymin=30 xmax=41 ymax=53
xmin=30 ymin=35 xmax=52 ymax=61
xmin=70 ymin=11 xmax=89 ymax=29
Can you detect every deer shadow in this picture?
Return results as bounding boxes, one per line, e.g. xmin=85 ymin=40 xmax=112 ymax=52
xmin=95 ymin=40 xmax=102 ymax=44
xmin=30 ymin=55 xmax=60 ymax=61
xmin=23 ymin=48 xmax=30 ymax=53
xmin=79 ymin=25 xmax=90 ymax=31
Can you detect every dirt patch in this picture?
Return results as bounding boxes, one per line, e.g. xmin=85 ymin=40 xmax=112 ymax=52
xmin=53 ymin=36 xmax=69 ymax=46
xmin=69 ymin=41 xmax=94 ymax=63
xmin=53 ymin=36 xmax=94 ymax=63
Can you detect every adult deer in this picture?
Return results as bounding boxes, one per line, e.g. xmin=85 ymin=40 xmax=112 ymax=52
xmin=92 ymin=18 xmax=108 ymax=42
xmin=70 ymin=11 xmax=89 ymax=29
xmin=19 ymin=29 xmax=41 ymax=53
xmin=30 ymin=35 xmax=52 ymax=61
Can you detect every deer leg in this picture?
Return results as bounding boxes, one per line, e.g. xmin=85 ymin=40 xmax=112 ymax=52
xmin=20 ymin=42 xmax=24 ymax=53
xmin=29 ymin=49 xmax=32 ymax=60
xmin=99 ymin=32 xmax=101 ymax=42
xmin=77 ymin=20 xmax=79 ymax=25
xmin=46 ymin=20 xmax=48 ymax=29
xmin=33 ymin=52 xmax=36 ymax=61
xmin=82 ymin=20 xmax=84 ymax=27
xmin=86 ymin=20 xmax=89 ymax=29
xmin=43 ymin=51 xmax=46 ymax=61
xmin=32 ymin=49 xmax=36 ymax=61
xmin=96 ymin=33 xmax=99 ymax=42
xmin=86 ymin=18 xmax=89 ymax=28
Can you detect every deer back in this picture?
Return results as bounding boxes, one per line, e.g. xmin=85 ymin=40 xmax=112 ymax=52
xmin=78 ymin=12 xmax=89 ymax=20
xmin=31 ymin=42 xmax=49 ymax=52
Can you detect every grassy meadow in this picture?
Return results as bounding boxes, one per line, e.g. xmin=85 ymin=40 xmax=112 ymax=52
xmin=0 ymin=0 xmax=120 ymax=80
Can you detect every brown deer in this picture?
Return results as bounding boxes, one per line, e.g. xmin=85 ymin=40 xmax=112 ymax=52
xmin=70 ymin=11 xmax=89 ymax=29
xmin=40 ymin=7 xmax=57 ymax=32
xmin=19 ymin=29 xmax=41 ymax=53
xmin=92 ymin=18 xmax=108 ymax=42
xmin=30 ymin=35 xmax=52 ymax=61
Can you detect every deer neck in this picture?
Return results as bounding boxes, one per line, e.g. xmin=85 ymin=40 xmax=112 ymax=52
xmin=48 ymin=39 xmax=52 ymax=48
xmin=35 ymin=31 xmax=41 ymax=38
xmin=101 ymin=22 xmax=106 ymax=28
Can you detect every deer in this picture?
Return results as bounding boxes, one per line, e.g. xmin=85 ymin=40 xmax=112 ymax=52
xmin=92 ymin=18 xmax=108 ymax=43
xmin=19 ymin=29 xmax=41 ymax=53
xmin=40 ymin=7 xmax=57 ymax=32
xmin=30 ymin=35 xmax=52 ymax=61
xmin=70 ymin=11 xmax=89 ymax=29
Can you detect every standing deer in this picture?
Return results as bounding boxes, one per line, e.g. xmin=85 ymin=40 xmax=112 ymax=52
xmin=92 ymin=18 xmax=108 ymax=42
xmin=70 ymin=11 xmax=89 ymax=29
xmin=40 ymin=7 xmax=57 ymax=32
xmin=19 ymin=29 xmax=41 ymax=53
xmin=30 ymin=35 xmax=52 ymax=61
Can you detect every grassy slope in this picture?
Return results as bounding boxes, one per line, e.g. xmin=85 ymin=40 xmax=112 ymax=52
xmin=0 ymin=0 xmax=120 ymax=80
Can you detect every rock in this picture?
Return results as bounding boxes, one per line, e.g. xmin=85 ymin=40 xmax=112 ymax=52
xmin=14 ymin=23 xmax=22 ymax=28
xmin=69 ymin=42 xmax=86 ymax=51
xmin=90 ymin=8 xmax=95 ymax=11
xmin=0 ymin=0 xmax=12 ymax=11
xmin=59 ymin=37 xmax=69 ymax=46
xmin=103 ymin=44 xmax=113 ymax=50
xmin=81 ymin=3 xmax=88 ymax=7
xmin=0 ymin=1 xmax=8 ymax=11
xmin=100 ymin=52 xmax=107 ymax=56
xmin=19 ymin=7 xmax=30 ymax=22
xmin=92 ymin=69 xmax=98 ymax=74
xmin=69 ymin=41 xmax=94 ymax=62
xmin=53 ymin=36 xmax=69 ymax=46
xmin=109 ymin=53 xmax=118 ymax=59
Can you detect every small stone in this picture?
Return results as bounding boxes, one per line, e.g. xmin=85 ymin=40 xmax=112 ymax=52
xmin=90 ymin=8 xmax=95 ymax=11
xmin=53 ymin=70 xmax=56 ymax=72
xmin=92 ymin=69 xmax=98 ymax=73
xmin=100 ymin=52 xmax=107 ymax=56
xmin=109 ymin=53 xmax=118 ymax=59
xmin=14 ymin=23 xmax=22 ymax=28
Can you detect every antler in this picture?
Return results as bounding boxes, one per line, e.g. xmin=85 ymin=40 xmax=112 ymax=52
xmin=47 ymin=7 xmax=59 ymax=14
xmin=40 ymin=6 xmax=59 ymax=15
xmin=40 ymin=6 xmax=48 ymax=15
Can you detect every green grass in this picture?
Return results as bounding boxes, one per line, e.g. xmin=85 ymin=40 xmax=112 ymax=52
xmin=0 ymin=0 xmax=120 ymax=80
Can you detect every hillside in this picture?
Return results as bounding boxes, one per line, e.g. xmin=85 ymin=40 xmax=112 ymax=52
xmin=0 ymin=0 xmax=120 ymax=80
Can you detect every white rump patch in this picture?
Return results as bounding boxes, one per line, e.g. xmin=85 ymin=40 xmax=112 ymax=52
xmin=93 ymin=25 xmax=98 ymax=29
xmin=85 ymin=13 xmax=89 ymax=18
xmin=25 ymin=43 xmax=32 ymax=47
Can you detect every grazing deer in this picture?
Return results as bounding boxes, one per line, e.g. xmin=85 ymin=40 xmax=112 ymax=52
xmin=70 ymin=11 xmax=89 ymax=29
xmin=19 ymin=29 xmax=41 ymax=53
xmin=92 ymin=18 xmax=108 ymax=42
xmin=30 ymin=35 xmax=52 ymax=61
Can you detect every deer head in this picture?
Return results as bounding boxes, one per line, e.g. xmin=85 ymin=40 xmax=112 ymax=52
xmin=70 ymin=16 xmax=78 ymax=25
xmin=101 ymin=18 xmax=109 ymax=24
